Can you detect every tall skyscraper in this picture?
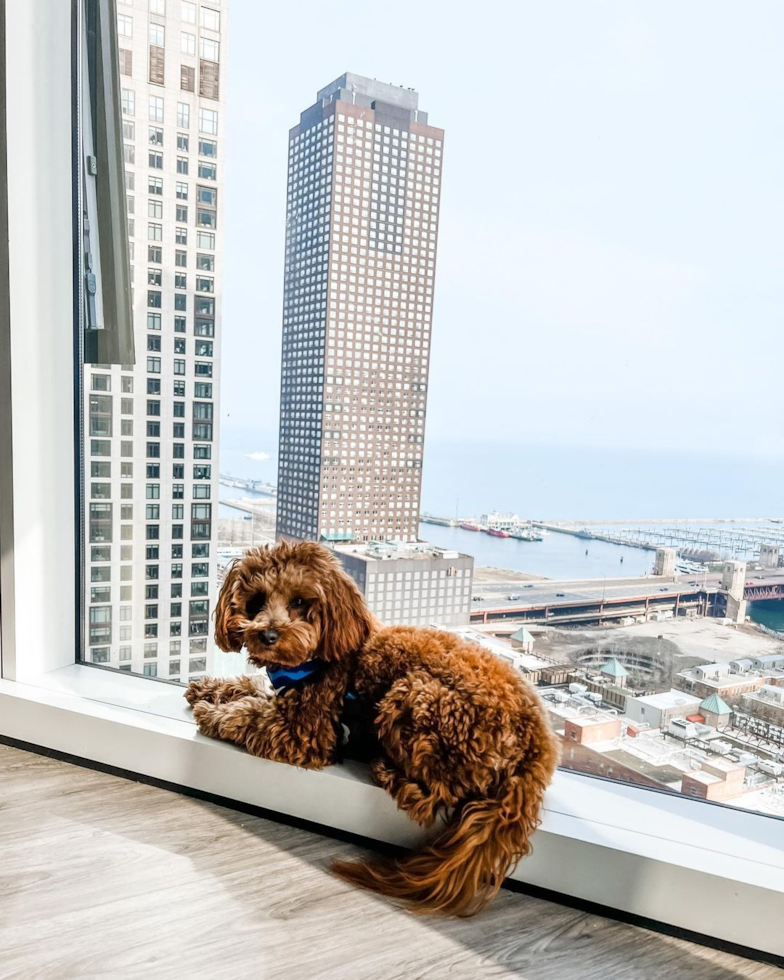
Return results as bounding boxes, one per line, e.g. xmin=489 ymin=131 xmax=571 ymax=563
xmin=276 ymin=73 xmax=444 ymax=545
xmin=83 ymin=0 xmax=227 ymax=682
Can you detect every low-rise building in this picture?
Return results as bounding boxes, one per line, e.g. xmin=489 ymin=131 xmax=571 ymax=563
xmin=600 ymin=657 xmax=629 ymax=688
xmin=480 ymin=511 xmax=521 ymax=532
xmin=746 ymin=653 xmax=784 ymax=672
xmin=541 ymin=684 xmax=784 ymax=814
xmin=564 ymin=716 xmax=622 ymax=745
xmin=509 ymin=627 xmax=535 ymax=654
xmin=675 ymin=663 xmax=764 ymax=700
xmin=681 ymin=758 xmax=746 ymax=802
xmin=624 ymin=689 xmax=702 ymax=730
xmin=699 ymin=693 xmax=732 ymax=728
xmin=336 ymin=540 xmax=474 ymax=627
xmin=740 ymin=685 xmax=784 ymax=726
xmin=443 ymin=627 xmax=556 ymax=681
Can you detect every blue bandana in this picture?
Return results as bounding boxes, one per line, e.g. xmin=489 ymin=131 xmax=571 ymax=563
xmin=267 ymin=659 xmax=325 ymax=695
xmin=266 ymin=659 xmax=357 ymax=700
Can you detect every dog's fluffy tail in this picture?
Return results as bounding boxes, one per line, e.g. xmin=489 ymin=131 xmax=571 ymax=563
xmin=331 ymin=762 xmax=551 ymax=916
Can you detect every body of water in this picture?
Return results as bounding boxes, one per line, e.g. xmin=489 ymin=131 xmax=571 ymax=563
xmin=748 ymin=601 xmax=784 ymax=634
xmin=418 ymin=522 xmax=653 ymax=580
xmin=218 ymin=432 xmax=784 ymax=582
xmin=221 ymin=432 xmax=784 ymax=522
xmin=218 ymin=483 xmax=275 ymax=519
xmin=218 ymin=483 xmax=653 ymax=579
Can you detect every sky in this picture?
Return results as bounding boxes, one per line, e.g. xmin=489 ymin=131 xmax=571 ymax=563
xmin=219 ymin=0 xmax=784 ymax=481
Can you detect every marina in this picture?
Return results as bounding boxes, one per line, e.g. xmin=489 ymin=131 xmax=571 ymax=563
xmin=540 ymin=520 xmax=784 ymax=564
xmin=418 ymin=521 xmax=656 ymax=580
xmin=423 ymin=510 xmax=784 ymax=566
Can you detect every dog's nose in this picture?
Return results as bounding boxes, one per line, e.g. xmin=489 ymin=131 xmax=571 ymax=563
xmin=259 ymin=628 xmax=279 ymax=646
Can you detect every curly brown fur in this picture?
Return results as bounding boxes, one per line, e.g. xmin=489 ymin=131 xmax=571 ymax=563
xmin=186 ymin=541 xmax=559 ymax=914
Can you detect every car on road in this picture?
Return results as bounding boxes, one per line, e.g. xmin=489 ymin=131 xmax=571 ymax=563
xmin=472 ymin=596 xmax=484 ymax=602
xmin=556 ymin=592 xmax=565 ymax=597
xmin=660 ymin=587 xmax=670 ymax=591
xmin=524 ymin=584 xmax=534 ymax=588
xmin=506 ymin=594 xmax=521 ymax=601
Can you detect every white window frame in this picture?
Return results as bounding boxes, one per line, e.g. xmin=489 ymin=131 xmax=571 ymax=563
xmin=0 ymin=2 xmax=782 ymax=963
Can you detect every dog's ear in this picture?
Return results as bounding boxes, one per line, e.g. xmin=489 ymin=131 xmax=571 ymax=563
xmin=318 ymin=553 xmax=374 ymax=661
xmin=214 ymin=559 xmax=245 ymax=652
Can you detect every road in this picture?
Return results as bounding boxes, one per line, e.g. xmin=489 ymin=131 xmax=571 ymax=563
xmin=471 ymin=568 xmax=784 ymax=614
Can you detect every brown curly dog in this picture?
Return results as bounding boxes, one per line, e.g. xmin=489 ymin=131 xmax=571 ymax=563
xmin=185 ymin=541 xmax=559 ymax=916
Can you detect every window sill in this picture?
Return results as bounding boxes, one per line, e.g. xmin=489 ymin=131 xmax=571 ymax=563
xmin=1 ymin=666 xmax=782 ymax=959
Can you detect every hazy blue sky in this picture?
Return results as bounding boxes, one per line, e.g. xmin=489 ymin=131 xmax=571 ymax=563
xmin=220 ymin=0 xmax=783 ymax=476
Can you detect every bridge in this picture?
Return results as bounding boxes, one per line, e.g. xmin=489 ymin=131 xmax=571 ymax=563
xmin=743 ymin=581 xmax=784 ymax=601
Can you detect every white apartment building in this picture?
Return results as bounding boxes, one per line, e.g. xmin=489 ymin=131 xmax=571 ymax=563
xmin=336 ymin=540 xmax=473 ymax=627
xmin=84 ymin=0 xmax=227 ymax=681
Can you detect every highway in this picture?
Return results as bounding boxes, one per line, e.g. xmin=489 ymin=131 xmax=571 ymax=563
xmin=469 ymin=567 xmax=784 ymax=624
xmin=472 ymin=575 xmax=706 ymax=609
xmin=473 ymin=567 xmax=784 ymax=604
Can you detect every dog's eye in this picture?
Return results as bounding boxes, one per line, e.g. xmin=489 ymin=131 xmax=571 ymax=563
xmin=246 ymin=593 xmax=266 ymax=619
xmin=289 ymin=597 xmax=306 ymax=610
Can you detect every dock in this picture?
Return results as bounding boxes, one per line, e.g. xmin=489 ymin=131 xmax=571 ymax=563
xmin=420 ymin=514 xmax=458 ymax=527
xmin=219 ymin=474 xmax=277 ymax=497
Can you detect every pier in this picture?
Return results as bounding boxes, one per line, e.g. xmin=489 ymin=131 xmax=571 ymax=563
xmin=537 ymin=520 xmax=784 ymax=562
xmin=219 ymin=474 xmax=277 ymax=496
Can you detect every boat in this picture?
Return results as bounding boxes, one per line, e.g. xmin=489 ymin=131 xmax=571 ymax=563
xmin=459 ymin=522 xmax=482 ymax=532
xmin=510 ymin=530 xmax=544 ymax=542
xmin=486 ymin=528 xmax=510 ymax=538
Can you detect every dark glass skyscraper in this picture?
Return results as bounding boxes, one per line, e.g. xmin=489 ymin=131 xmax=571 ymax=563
xmin=276 ymin=73 xmax=444 ymax=544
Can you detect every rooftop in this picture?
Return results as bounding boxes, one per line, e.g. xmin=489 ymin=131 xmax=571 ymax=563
xmin=601 ymin=657 xmax=629 ymax=678
xmin=316 ymin=73 xmax=420 ymax=111
xmin=633 ymin=690 xmax=701 ymax=711
xmin=443 ymin=628 xmax=553 ymax=673
xmin=700 ymin=693 xmax=732 ymax=714
xmin=567 ymin=715 xmax=621 ymax=730
xmin=684 ymin=770 xmax=722 ymax=786
xmin=336 ymin=540 xmax=467 ymax=563
xmin=703 ymin=757 xmax=745 ymax=775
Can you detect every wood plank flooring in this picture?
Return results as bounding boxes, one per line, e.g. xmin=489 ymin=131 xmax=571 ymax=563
xmin=0 ymin=743 xmax=780 ymax=980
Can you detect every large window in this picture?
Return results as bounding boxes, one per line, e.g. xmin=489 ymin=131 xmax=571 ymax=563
xmin=26 ymin=0 xmax=784 ymax=833
xmin=0 ymin=1 xmax=780 ymax=961
xmin=123 ymin=7 xmax=779 ymax=827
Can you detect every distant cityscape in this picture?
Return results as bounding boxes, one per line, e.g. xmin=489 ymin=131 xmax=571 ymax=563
xmin=219 ymin=483 xmax=784 ymax=817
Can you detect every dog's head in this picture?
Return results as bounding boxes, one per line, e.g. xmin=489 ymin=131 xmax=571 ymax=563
xmin=214 ymin=541 xmax=374 ymax=668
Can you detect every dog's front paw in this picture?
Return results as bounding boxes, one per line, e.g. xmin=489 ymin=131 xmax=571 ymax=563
xmin=184 ymin=677 xmax=216 ymax=707
xmin=192 ymin=700 xmax=221 ymax=737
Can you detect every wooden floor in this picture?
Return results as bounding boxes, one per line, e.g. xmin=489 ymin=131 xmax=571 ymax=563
xmin=0 ymin=744 xmax=780 ymax=980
